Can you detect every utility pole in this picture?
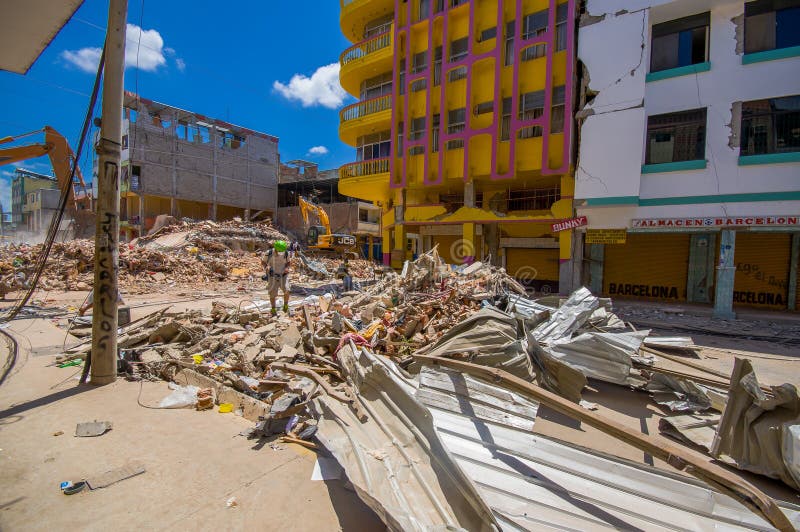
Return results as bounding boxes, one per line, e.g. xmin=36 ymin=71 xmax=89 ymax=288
xmin=90 ymin=0 xmax=127 ymax=385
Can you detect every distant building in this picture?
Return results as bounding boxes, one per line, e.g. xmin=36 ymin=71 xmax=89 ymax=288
xmin=105 ymin=92 xmax=280 ymax=240
xmin=11 ymin=168 xmax=58 ymax=230
xmin=277 ymin=160 xmax=381 ymax=260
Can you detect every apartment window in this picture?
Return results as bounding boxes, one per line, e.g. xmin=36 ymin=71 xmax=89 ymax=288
xmin=741 ymin=95 xmax=800 ymax=155
xmin=448 ymin=66 xmax=468 ymax=82
xmin=505 ymin=21 xmax=515 ymax=66
xmin=131 ymin=165 xmax=141 ymax=191
xmin=479 ymin=27 xmax=497 ymax=42
xmin=450 ymin=0 xmax=467 ymax=7
xmin=361 ymin=72 xmax=392 ymax=100
xmin=433 ymin=46 xmax=442 ymax=86
xmin=508 ymin=186 xmax=561 ymax=211
xmin=357 ymin=132 xmax=391 ymax=161
xmin=519 ymin=90 xmax=545 ymax=139
xmin=432 ymin=114 xmax=440 ymax=152
xmin=447 ymin=108 xmax=466 ymax=150
xmin=412 ymin=51 xmax=427 ymax=74
xmin=447 ymin=108 xmax=466 ymax=133
xmin=646 ymin=108 xmax=707 ymax=164
xmin=450 ymin=37 xmax=469 ymax=62
xmin=551 ymin=85 xmax=566 ymax=133
xmin=359 ymin=209 xmax=369 ymax=222
xmin=397 ymin=122 xmax=404 ymax=156
xmin=411 ymin=79 xmax=428 ymax=92
xmin=122 ymin=134 xmax=129 ymax=149
xmin=555 ymin=3 xmax=569 ymax=52
xmin=418 ymin=0 xmax=429 ymax=21
xmin=501 ymin=98 xmax=512 ymax=140
xmin=399 ymin=62 xmax=406 ymax=95
xmin=410 ymin=117 xmax=426 ymax=140
xmin=650 ymin=12 xmax=709 ymax=73
xmin=523 ymin=9 xmax=549 ymax=40
xmin=409 ymin=146 xmax=425 ymax=156
xmin=474 ymin=101 xmax=493 ymax=115
xmin=745 ymin=0 xmax=800 ymax=54
xmin=364 ymin=14 xmax=392 ymax=39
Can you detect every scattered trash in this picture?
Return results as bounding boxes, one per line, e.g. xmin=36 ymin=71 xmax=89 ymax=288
xmin=75 ymin=420 xmax=113 ymax=437
xmin=226 ymin=496 xmax=238 ymax=508
xmin=158 ymin=383 xmax=200 ymax=409
xmin=218 ymin=403 xmax=234 ymax=413
xmin=61 ymin=481 xmax=87 ymax=495
xmin=53 ymin=431 xmax=64 ymax=437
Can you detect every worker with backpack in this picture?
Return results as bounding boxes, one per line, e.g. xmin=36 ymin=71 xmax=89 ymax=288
xmin=262 ymin=240 xmax=292 ymax=316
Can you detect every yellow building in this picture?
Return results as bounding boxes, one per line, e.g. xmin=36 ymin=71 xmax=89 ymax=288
xmin=338 ymin=0 xmax=578 ymax=293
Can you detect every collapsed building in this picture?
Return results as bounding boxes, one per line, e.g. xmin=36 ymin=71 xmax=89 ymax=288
xmin=59 ymin=249 xmax=800 ymax=530
xmin=276 ymin=160 xmax=382 ymax=259
xmin=108 ymin=92 xmax=280 ymax=241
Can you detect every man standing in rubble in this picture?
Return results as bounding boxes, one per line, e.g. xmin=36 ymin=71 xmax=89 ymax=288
xmin=263 ymin=240 xmax=291 ymax=316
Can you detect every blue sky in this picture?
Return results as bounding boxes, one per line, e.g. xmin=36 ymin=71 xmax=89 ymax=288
xmin=0 ymin=0 xmax=355 ymax=211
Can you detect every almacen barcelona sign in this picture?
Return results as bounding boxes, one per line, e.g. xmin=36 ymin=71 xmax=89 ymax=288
xmin=632 ymin=216 xmax=799 ymax=228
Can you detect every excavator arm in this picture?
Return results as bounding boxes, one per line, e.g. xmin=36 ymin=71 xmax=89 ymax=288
xmin=298 ymin=196 xmax=331 ymax=236
xmin=0 ymin=126 xmax=90 ymax=212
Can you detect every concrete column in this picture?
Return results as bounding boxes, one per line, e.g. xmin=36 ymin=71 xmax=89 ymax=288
xmin=91 ymin=0 xmax=127 ymax=385
xmin=713 ymin=229 xmax=737 ymax=320
xmin=557 ymin=229 xmax=573 ymax=295
xmin=788 ymin=233 xmax=799 ymax=311
xmin=462 ymin=222 xmax=476 ymax=263
xmin=391 ymin=224 xmax=406 ymax=268
xmin=588 ymin=244 xmax=604 ymax=294
xmin=368 ymin=235 xmax=374 ymax=260
xmin=484 ymin=223 xmax=499 ymax=266
xmin=464 ymin=181 xmax=475 ymax=208
xmin=138 ymin=193 xmax=145 ymax=236
xmin=211 ymin=132 xmax=218 ymax=221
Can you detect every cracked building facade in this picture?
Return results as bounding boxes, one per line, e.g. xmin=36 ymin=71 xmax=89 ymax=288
xmin=109 ymin=92 xmax=279 ymax=240
xmin=575 ymin=0 xmax=800 ymax=313
xmin=338 ymin=0 xmax=580 ymax=294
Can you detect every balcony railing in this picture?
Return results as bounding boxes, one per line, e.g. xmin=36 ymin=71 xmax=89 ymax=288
xmin=341 ymin=31 xmax=391 ymax=67
xmin=340 ymin=157 xmax=390 ymax=179
xmin=340 ymin=95 xmax=392 ymax=123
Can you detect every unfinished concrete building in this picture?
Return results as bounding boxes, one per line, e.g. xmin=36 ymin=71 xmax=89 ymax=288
xmin=277 ymin=161 xmax=381 ymax=259
xmin=113 ymin=92 xmax=279 ymax=239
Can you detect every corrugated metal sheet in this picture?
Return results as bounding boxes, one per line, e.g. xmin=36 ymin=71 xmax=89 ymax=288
xmin=310 ymin=345 xmax=498 ymax=532
xmin=415 ymin=364 xmax=800 ymax=531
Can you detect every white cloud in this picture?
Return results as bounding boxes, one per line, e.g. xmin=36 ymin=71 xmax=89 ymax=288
xmin=175 ymin=58 xmax=186 ymax=72
xmin=273 ymin=63 xmax=347 ymax=109
xmin=61 ymin=24 xmax=168 ymax=73
xmin=307 ymin=146 xmax=329 ymax=156
xmin=61 ymin=47 xmax=102 ymax=73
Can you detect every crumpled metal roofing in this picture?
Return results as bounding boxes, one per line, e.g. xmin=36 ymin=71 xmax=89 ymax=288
xmin=310 ymin=345 xmax=498 ymax=532
xmin=414 ymin=364 xmax=800 ymax=531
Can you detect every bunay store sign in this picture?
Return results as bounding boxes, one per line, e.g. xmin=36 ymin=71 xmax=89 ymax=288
xmin=632 ymin=216 xmax=799 ymax=228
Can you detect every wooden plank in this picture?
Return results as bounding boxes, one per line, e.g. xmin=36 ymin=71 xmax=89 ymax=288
xmin=414 ymin=355 xmax=794 ymax=532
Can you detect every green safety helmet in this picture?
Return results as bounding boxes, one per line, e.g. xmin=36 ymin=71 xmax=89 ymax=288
xmin=274 ymin=240 xmax=287 ymax=252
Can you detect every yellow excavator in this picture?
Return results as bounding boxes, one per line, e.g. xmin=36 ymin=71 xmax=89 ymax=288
xmin=0 ymin=126 xmax=93 ymax=234
xmin=298 ymin=196 xmax=356 ymax=254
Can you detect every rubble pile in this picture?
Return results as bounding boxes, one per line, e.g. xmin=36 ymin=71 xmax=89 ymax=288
xmin=55 ymin=247 xmax=800 ymax=530
xmin=0 ymin=219 xmax=377 ymax=295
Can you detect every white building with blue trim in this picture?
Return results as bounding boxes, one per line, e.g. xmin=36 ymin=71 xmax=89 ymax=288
xmin=574 ymin=0 xmax=800 ymax=315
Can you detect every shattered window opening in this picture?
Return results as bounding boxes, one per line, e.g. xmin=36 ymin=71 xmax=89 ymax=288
xmin=744 ymin=0 xmax=800 ymax=54
xmin=650 ymin=12 xmax=710 ymax=73
xmin=741 ymin=94 xmax=800 ymax=156
xmin=646 ymin=108 xmax=707 ymax=164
